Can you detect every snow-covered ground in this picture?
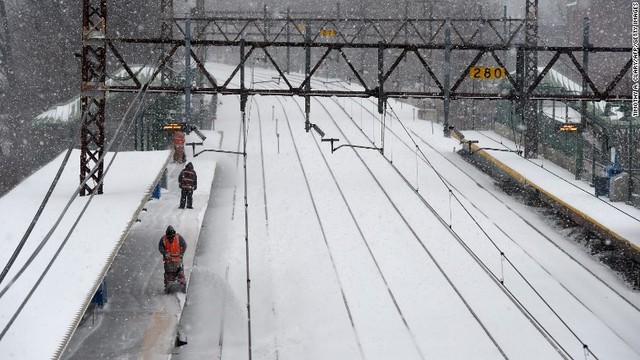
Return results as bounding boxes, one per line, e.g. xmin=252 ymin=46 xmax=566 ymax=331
xmin=4 ymin=63 xmax=640 ymax=359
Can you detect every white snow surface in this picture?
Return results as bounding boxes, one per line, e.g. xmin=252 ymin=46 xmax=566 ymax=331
xmin=2 ymin=63 xmax=640 ymax=360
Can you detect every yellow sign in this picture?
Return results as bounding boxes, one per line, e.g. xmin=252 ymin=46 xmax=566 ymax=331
xmin=162 ymin=122 xmax=185 ymax=131
xmin=319 ymin=29 xmax=337 ymax=37
xmin=556 ymin=123 xmax=582 ymax=132
xmin=469 ymin=66 xmax=506 ymax=80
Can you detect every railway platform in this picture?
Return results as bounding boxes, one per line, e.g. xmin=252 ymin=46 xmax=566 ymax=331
xmin=455 ymin=129 xmax=640 ymax=283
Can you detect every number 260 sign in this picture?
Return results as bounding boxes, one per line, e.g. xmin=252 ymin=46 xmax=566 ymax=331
xmin=469 ymin=66 xmax=506 ymax=80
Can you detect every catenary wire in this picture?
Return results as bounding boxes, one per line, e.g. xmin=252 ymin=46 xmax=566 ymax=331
xmin=313 ymin=97 xmax=511 ymax=359
xmin=407 ymin=129 xmax=640 ymax=312
xmin=340 ymin=77 xmax=638 ymax=324
xmin=0 ymin=107 xmax=90 ymax=286
xmin=381 ymin=100 xmax=594 ymax=358
xmin=0 ymin=82 xmax=152 ymax=339
xmin=300 ymin=77 xmax=572 ymax=356
xmin=274 ymin=95 xmax=368 ymax=360
xmin=341 ymin=96 xmax=573 ymax=357
xmin=248 ymin=70 xmax=370 ymax=357
xmin=251 ymin=96 xmax=270 ymax=231
xmin=473 ymin=130 xmax=640 ymax=223
xmin=341 ymin=92 xmax=639 ymax=313
xmin=288 ymin=95 xmax=429 ymax=359
xmin=282 ymin=71 xmax=565 ymax=357
xmin=349 ymin=95 xmax=585 ymax=357
xmin=0 ymin=41 xmax=169 ymax=290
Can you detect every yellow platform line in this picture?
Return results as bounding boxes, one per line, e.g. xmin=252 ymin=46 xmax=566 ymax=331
xmin=455 ymin=133 xmax=640 ymax=253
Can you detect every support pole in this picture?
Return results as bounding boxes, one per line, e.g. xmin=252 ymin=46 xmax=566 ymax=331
xmin=80 ymin=0 xmax=107 ymax=195
xmin=378 ymin=41 xmax=385 ymax=154
xmin=304 ymin=22 xmax=311 ymax=132
xmin=263 ymin=4 xmax=269 ymax=62
xmin=185 ymin=19 xmax=192 ymax=124
xmin=523 ymin=0 xmax=539 ymax=158
xmin=577 ymin=17 xmax=589 ymax=179
xmin=240 ymin=39 xmax=247 ymax=112
xmin=239 ymin=37 xmax=252 ymax=360
xmin=502 ymin=5 xmax=508 ymax=43
xmin=378 ymin=41 xmax=385 ymax=115
xmin=443 ymin=19 xmax=451 ymax=137
xmin=160 ymin=0 xmax=174 ymax=84
xmin=286 ymin=7 xmax=290 ymax=73
xmin=516 ymin=45 xmax=525 ymax=137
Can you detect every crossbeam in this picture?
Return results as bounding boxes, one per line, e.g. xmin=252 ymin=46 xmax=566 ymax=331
xmin=172 ymin=16 xmax=526 ymax=46
xmin=80 ymin=2 xmax=632 ymax=195
xmin=104 ymin=37 xmax=632 ymax=102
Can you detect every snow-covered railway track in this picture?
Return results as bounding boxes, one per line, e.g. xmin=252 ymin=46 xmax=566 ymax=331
xmin=246 ymin=72 xmax=511 ymax=358
xmin=309 ymin=98 xmax=515 ymax=359
xmin=320 ymin=77 xmax=640 ymax=310
xmin=249 ymin=71 xmax=575 ymax=358
xmin=320 ymin=92 xmax=640 ymax=358
xmin=209 ymin=66 xmax=640 ymax=359
xmin=336 ymin=93 xmax=640 ymax=313
xmin=411 ymin=130 xmax=640 ymax=311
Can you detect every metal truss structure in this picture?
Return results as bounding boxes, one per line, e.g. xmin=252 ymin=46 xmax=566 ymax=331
xmin=80 ymin=0 xmax=107 ymax=195
xmin=82 ymin=1 xmax=632 ymax=194
xmin=523 ymin=0 xmax=539 ymax=158
xmin=177 ymin=14 xmax=527 ymax=46
xmin=106 ymin=35 xmax=631 ymax=101
xmin=160 ymin=0 xmax=174 ymax=84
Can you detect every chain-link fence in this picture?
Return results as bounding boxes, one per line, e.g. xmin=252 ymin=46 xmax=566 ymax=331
xmin=494 ymin=99 xmax=640 ymax=207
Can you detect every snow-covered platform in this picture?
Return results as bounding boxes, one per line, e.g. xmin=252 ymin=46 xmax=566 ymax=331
xmin=456 ymin=130 xmax=640 ymax=257
xmin=61 ymin=130 xmax=219 ymax=359
xmin=0 ymin=149 xmax=170 ymax=359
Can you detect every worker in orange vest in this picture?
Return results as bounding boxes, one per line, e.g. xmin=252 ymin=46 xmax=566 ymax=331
xmin=158 ymin=225 xmax=187 ymax=293
xmin=172 ymin=130 xmax=186 ymax=163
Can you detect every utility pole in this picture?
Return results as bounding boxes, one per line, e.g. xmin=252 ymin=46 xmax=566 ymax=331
xmin=184 ymin=19 xmax=192 ymax=125
xmin=160 ymin=0 xmax=174 ymax=84
xmin=577 ymin=17 xmax=589 ymax=179
xmin=443 ymin=19 xmax=451 ymax=137
xmin=523 ymin=0 xmax=539 ymax=158
xmin=80 ymin=0 xmax=107 ymax=195
xmin=304 ymin=22 xmax=311 ymax=132
xmin=286 ymin=7 xmax=290 ymax=73
xmin=195 ymin=0 xmax=207 ymax=129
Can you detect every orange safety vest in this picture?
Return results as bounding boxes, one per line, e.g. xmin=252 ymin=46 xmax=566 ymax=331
xmin=163 ymin=235 xmax=183 ymax=263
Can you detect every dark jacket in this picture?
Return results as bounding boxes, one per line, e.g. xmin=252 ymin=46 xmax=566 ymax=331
xmin=179 ymin=162 xmax=197 ymax=190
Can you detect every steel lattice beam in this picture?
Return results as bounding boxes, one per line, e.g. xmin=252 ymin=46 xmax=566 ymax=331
xmin=173 ymin=16 xmax=527 ymax=46
xmin=81 ymin=5 xmax=632 ymax=193
xmin=80 ymin=0 xmax=107 ymax=196
xmin=523 ymin=0 xmax=539 ymax=158
xmin=104 ymin=37 xmax=631 ymax=103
